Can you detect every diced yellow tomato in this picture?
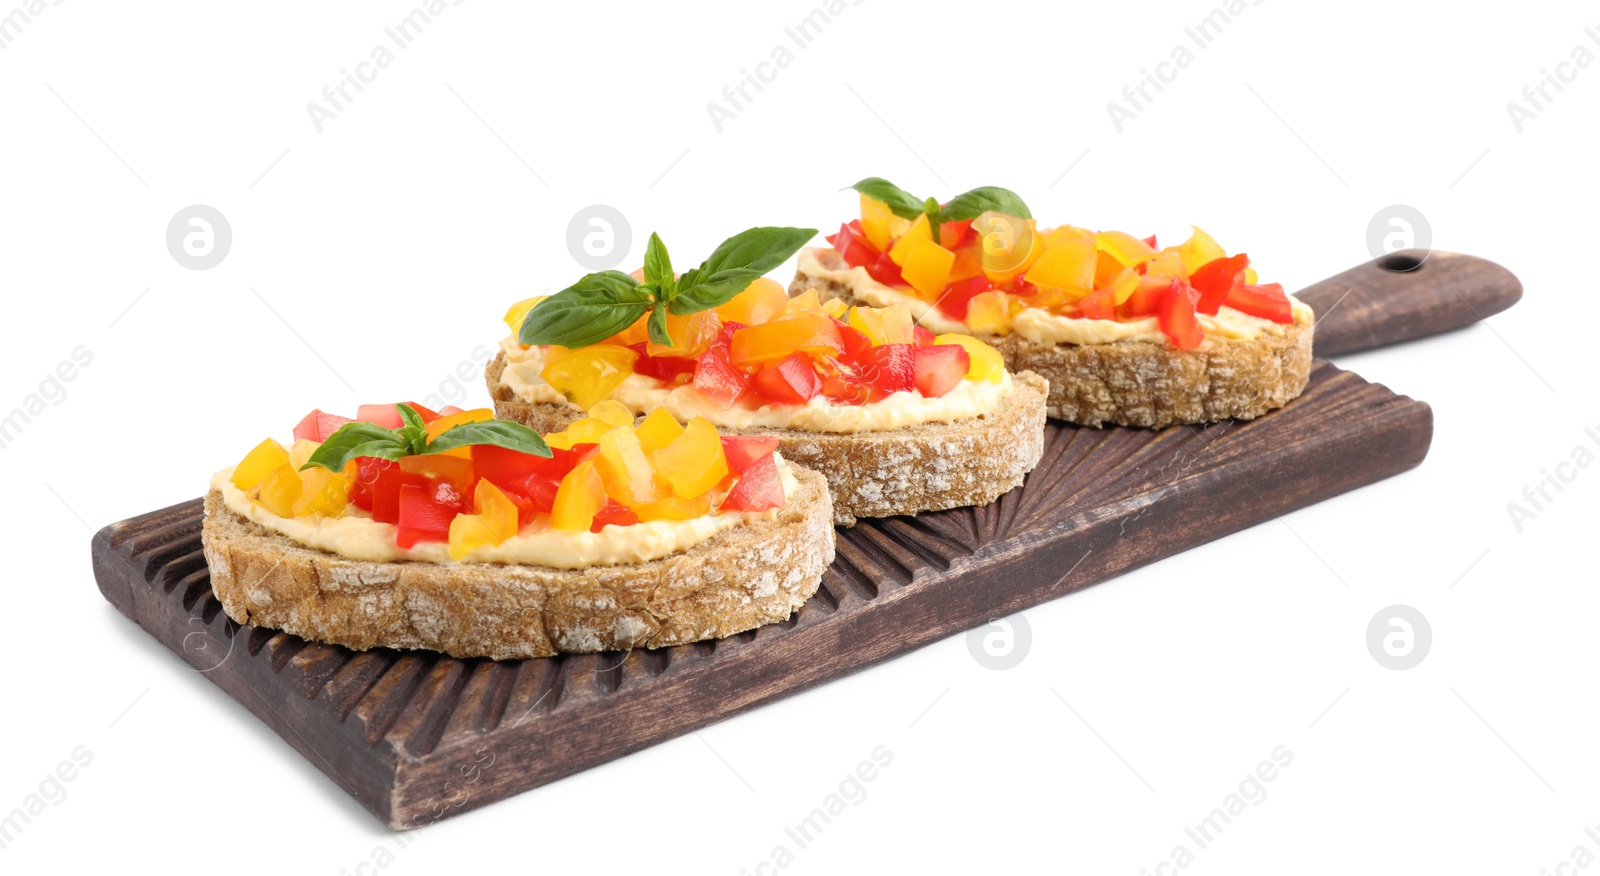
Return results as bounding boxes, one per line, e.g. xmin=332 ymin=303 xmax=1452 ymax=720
xmin=232 ymin=438 xmax=290 ymax=491
xmin=1039 ymin=225 xmax=1095 ymax=250
xmin=425 ymin=408 xmax=494 ymax=442
xmin=293 ymin=466 xmax=351 ymax=518
xmin=647 ymin=309 xmax=721 ymax=358
xmin=900 ymin=237 xmax=957 ymax=298
xmin=540 ymin=344 xmax=638 ymax=409
xmin=847 ymin=304 xmax=914 ymax=346
xmin=949 ymin=244 xmax=984 ymax=282
xmin=597 ymin=426 xmax=659 ymax=505
xmin=888 ymin=213 xmax=933 ymax=267
xmin=965 ymin=291 xmax=1013 ymax=334
xmin=934 ymin=334 xmax=1006 ymax=384
xmin=716 ymin=278 xmax=789 ymax=327
xmin=287 ymin=439 xmax=318 ymax=471
xmin=785 ymin=287 xmax=822 ymax=314
xmin=587 ymin=400 xmax=635 ymax=429
xmin=551 ymin=460 xmax=607 ymax=531
xmin=1145 ymin=248 xmax=1189 ymax=279
xmin=821 ymin=297 xmax=848 ymax=319
xmin=632 ymin=493 xmax=712 ymax=522
xmin=502 ymin=296 xmax=548 ymax=335
xmin=1025 ymin=234 xmax=1096 ymax=295
xmin=1178 ymin=227 xmax=1226 ymax=276
xmin=650 ymin=417 xmax=728 ymax=499
xmin=447 ymin=514 xmax=497 ymax=560
xmin=1244 ymin=267 xmax=1259 ymax=285
xmin=1108 ymin=267 xmax=1141 ymax=305
xmin=634 ymin=407 xmax=684 ymax=454
xmin=1094 ymin=231 xmax=1157 ymax=267
xmin=255 ymin=464 xmax=303 ymax=517
xmin=729 ymin=313 xmax=843 ymax=370
xmin=860 ymin=194 xmax=909 ymax=251
xmin=566 ymin=417 xmax=621 ymax=446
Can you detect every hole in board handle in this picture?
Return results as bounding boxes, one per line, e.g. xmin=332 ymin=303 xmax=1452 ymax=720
xmin=1377 ymin=251 xmax=1427 ymax=273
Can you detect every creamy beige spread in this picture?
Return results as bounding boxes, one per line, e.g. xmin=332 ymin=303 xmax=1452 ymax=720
xmin=797 ymin=247 xmax=1314 ymax=346
xmin=496 ymin=336 xmax=1014 ymax=433
xmin=212 ymin=461 xmax=798 ymax=568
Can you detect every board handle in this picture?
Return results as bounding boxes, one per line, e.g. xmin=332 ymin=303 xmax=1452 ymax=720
xmin=1294 ymin=250 xmax=1522 ymax=357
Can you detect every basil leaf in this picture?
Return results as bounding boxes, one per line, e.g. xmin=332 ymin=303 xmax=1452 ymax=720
xmin=519 ymin=271 xmax=653 ymax=347
xmin=643 ymin=232 xmax=674 ymax=298
xmin=669 ymin=226 xmax=816 ymax=314
xmin=397 ymin=424 xmax=428 ymax=456
xmin=396 ymin=403 xmax=425 ymax=432
xmin=940 ymin=186 xmax=1032 ymax=222
xmin=647 ymin=302 xmax=672 ymax=346
xmin=299 ymin=422 xmax=407 ymax=472
xmin=426 ymin=420 xmax=552 ymax=458
xmin=850 ymin=177 xmax=925 ymax=220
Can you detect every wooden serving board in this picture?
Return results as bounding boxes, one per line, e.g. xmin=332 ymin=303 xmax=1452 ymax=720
xmin=92 ymin=250 xmax=1519 ymax=829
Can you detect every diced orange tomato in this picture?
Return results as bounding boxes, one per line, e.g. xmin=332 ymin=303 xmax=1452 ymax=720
xmin=1177 ymin=226 xmax=1226 ymax=276
xmin=255 ymin=464 xmax=303 ymax=517
xmin=1094 ymin=231 xmax=1157 ymax=267
xmin=847 ymin=304 xmax=914 ymax=346
xmin=716 ymin=278 xmax=790 ymax=327
xmin=888 ymin=213 xmax=933 ymax=267
xmin=550 ymin=460 xmax=606 ymax=531
xmin=424 ymin=408 xmax=494 ymax=442
xmin=786 ymin=288 xmax=822 ymax=314
xmin=965 ymin=291 xmax=1012 ymax=334
xmin=948 ymin=243 xmax=984 ymax=283
xmin=859 ymin=194 xmax=908 ymax=252
xmin=502 ymin=296 xmax=547 ymax=335
xmin=647 ymin=310 xmax=722 ymax=358
xmin=292 ymin=467 xmax=352 ymax=517
xmin=1024 ymin=234 xmax=1096 ymax=297
xmin=975 ymin=213 xmax=1043 ymax=283
xmin=632 ymin=492 xmax=712 ymax=522
xmin=1144 ymin=248 xmax=1189 ymax=279
xmin=899 ymin=237 xmax=956 ymax=298
xmin=729 ymin=314 xmax=843 ymax=369
xmin=596 ymin=426 xmax=659 ymax=505
xmin=399 ymin=454 xmax=475 ymax=496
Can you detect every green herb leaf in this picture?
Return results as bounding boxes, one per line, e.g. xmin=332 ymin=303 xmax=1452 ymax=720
xmin=670 ymin=226 xmax=816 ymax=314
xmin=939 ymin=186 xmax=1032 ymax=223
xmin=850 ymin=177 xmax=925 ymax=220
xmin=647 ymin=302 xmax=672 ymax=346
xmin=299 ymin=422 xmax=408 ymax=472
xmin=642 ymin=232 xmax=675 ymax=298
xmin=518 ymin=271 xmax=653 ymax=347
xmin=426 ymin=420 xmax=552 ymax=458
xmin=397 ymin=403 xmax=425 ymax=432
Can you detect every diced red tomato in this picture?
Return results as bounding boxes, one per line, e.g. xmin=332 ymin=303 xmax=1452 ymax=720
xmin=348 ymin=457 xmax=394 ymax=512
xmin=293 ymin=409 xmax=354 ymax=442
xmin=505 ymin=473 xmax=561 ymax=516
xmin=938 ymin=219 xmax=974 ymax=249
xmin=1070 ymin=287 xmax=1118 ymax=321
xmin=1142 ymin=235 xmax=1158 ymax=250
xmin=912 ymin=344 xmax=971 ymax=398
xmin=1120 ymin=277 xmax=1176 ymax=319
xmin=525 ymin=443 xmax=599 ymax=482
xmin=1159 ymin=282 xmax=1205 ymax=350
xmin=591 ymin=499 xmax=640 ymax=532
xmin=356 ymin=404 xmax=404 ymax=429
xmin=692 ymin=347 xmax=751 ymax=408
xmin=865 ymin=249 xmax=906 ymax=288
xmin=395 ymin=480 xmax=468 ymax=548
xmin=855 ymin=343 xmax=916 ymax=396
xmin=439 ymin=406 xmax=464 ymax=416
xmin=720 ymin=435 xmax=781 ymax=474
xmin=912 ymin=325 xmax=935 ymax=346
xmin=473 ymin=443 xmax=546 ymax=490
xmin=1225 ymin=283 xmax=1294 ymax=324
xmin=828 ymin=220 xmax=880 ymax=270
xmin=1190 ymin=254 xmax=1251 ymax=316
xmin=820 ymin=373 xmax=875 ymax=405
xmin=722 ymin=452 xmax=785 ymax=512
xmin=937 ymin=276 xmax=995 ymax=320
xmin=629 ymin=343 xmax=699 ymax=383
xmin=837 ymin=324 xmax=873 ymax=360
xmin=751 ymin=351 xmax=821 ymax=405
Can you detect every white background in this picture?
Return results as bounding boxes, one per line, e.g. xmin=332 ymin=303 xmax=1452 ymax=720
xmin=2 ymin=1 xmax=1596 ymax=873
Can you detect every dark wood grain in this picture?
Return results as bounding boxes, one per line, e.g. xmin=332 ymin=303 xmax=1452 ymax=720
xmin=92 ymin=362 xmax=1432 ymax=829
xmin=1296 ymin=249 xmax=1522 ymax=357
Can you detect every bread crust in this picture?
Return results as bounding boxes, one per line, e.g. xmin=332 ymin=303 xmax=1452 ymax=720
xmin=792 ymin=251 xmax=1313 ymax=428
xmin=200 ymin=468 xmax=835 ymax=660
xmin=487 ymin=352 xmax=1048 ymax=526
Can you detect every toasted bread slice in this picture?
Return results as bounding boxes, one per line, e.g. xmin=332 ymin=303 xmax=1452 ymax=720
xmin=201 ymin=466 xmax=834 ymax=660
xmin=793 ymin=248 xmax=1313 ymax=428
xmin=487 ymin=352 xmax=1048 ymax=526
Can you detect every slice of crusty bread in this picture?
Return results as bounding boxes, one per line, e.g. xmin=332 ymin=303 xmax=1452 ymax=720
xmin=793 ymin=248 xmax=1313 ymax=428
xmin=201 ymin=466 xmax=835 ymax=660
xmin=486 ymin=352 xmax=1048 ymax=526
